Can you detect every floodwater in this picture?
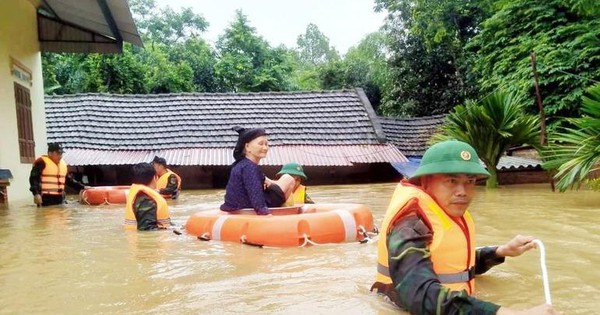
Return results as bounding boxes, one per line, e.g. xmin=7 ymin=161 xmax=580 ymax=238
xmin=0 ymin=183 xmax=598 ymax=314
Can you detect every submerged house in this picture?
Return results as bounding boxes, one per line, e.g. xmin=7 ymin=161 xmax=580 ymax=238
xmin=378 ymin=115 xmax=549 ymax=184
xmin=0 ymin=0 xmax=142 ymax=203
xmin=45 ymin=89 xmax=408 ymax=188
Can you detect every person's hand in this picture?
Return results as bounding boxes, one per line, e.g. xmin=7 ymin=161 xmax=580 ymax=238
xmin=496 ymin=234 xmax=536 ymax=257
xmin=497 ymin=304 xmax=563 ymax=315
xmin=264 ymin=177 xmax=274 ymax=188
xmin=33 ymin=194 xmax=42 ymax=206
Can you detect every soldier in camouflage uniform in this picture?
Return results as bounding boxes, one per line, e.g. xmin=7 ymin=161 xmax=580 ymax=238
xmin=372 ymin=140 xmax=562 ymax=315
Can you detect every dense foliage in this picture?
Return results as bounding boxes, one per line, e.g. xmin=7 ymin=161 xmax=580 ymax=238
xmin=467 ymin=0 xmax=600 ymax=120
xmin=543 ymin=84 xmax=600 ymax=191
xmin=40 ymin=0 xmax=600 ymax=187
xmin=374 ymin=0 xmax=491 ymax=117
xmin=432 ymin=91 xmax=541 ymax=188
xmin=41 ymin=0 xmax=386 ymax=107
xmin=43 ymin=0 xmax=598 ymax=122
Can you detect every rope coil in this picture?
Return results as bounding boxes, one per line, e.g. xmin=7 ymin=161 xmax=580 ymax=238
xmin=532 ymin=239 xmax=552 ymax=305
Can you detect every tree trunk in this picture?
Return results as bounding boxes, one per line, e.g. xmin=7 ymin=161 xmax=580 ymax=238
xmin=486 ymin=165 xmax=498 ymax=189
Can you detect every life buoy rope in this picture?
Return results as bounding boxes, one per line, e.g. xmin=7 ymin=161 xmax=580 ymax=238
xmin=299 ymin=234 xmax=322 ymax=247
xmin=198 ymin=232 xmax=210 ymax=241
xmin=358 ymin=225 xmax=379 ymax=244
xmin=532 ymin=239 xmax=552 ymax=305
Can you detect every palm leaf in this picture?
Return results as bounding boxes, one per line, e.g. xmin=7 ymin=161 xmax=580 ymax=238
xmin=432 ymin=90 xmax=541 ymax=188
xmin=542 ymin=83 xmax=600 ymax=191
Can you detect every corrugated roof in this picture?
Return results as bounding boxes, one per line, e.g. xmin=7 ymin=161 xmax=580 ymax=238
xmin=46 ymin=89 xmax=407 ymax=166
xmin=392 ymin=156 xmax=542 ymax=177
xmin=36 ymin=0 xmax=143 ymax=53
xmin=378 ymin=115 xmax=446 ymax=156
xmin=62 ymin=145 xmax=407 ymax=166
xmin=497 ymin=156 xmax=542 ymax=170
xmin=379 ymin=115 xmax=542 ymax=171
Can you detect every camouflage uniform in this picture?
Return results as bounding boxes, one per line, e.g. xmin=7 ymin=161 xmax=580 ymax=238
xmin=158 ymin=173 xmax=180 ymax=199
xmin=375 ymin=204 xmax=505 ymax=314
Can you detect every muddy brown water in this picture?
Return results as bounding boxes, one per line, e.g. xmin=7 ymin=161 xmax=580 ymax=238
xmin=0 ymin=183 xmax=597 ymax=314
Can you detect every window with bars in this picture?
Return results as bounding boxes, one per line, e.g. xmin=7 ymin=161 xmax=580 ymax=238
xmin=14 ymin=82 xmax=35 ymax=163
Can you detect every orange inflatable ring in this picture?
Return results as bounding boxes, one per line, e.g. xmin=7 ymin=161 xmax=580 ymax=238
xmin=184 ymin=203 xmax=378 ymax=247
xmin=79 ymin=186 xmax=131 ymax=205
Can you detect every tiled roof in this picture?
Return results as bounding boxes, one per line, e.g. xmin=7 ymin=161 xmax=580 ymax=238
xmin=45 ymin=89 xmax=407 ymax=166
xmin=379 ymin=115 xmax=541 ymax=171
xmin=378 ymin=115 xmax=446 ymax=156
xmin=45 ymin=89 xmax=385 ymax=150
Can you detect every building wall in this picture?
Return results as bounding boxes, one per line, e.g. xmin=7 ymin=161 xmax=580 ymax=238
xmin=497 ymin=169 xmax=552 ymax=185
xmin=0 ymin=1 xmax=47 ymax=203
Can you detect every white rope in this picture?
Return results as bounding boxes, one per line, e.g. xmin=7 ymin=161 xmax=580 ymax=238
xmin=532 ymin=239 xmax=552 ymax=305
xmin=299 ymin=233 xmax=321 ymax=247
xmin=199 ymin=232 xmax=210 ymax=240
xmin=357 ymin=225 xmax=379 ymax=244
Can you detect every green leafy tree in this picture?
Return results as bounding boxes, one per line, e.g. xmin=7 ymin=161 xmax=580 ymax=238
xmin=43 ymin=1 xmax=212 ymax=94
xmin=41 ymin=53 xmax=67 ymax=94
xmin=169 ymin=38 xmax=218 ymax=92
xmin=543 ymin=83 xmax=600 ymax=191
xmin=130 ymin=0 xmax=208 ymax=45
xmin=342 ymin=32 xmax=391 ymax=110
xmin=296 ymin=23 xmax=339 ymax=67
xmin=432 ymin=91 xmax=541 ymax=188
xmin=301 ymin=32 xmax=390 ymax=108
xmin=215 ymin=10 xmax=294 ymax=92
xmin=378 ymin=35 xmax=472 ymax=117
xmin=96 ymin=45 xmax=148 ymax=94
xmin=467 ymin=0 xmax=600 ymax=120
xmin=375 ymin=0 xmax=490 ymax=117
xmin=142 ymin=45 xmax=195 ymax=93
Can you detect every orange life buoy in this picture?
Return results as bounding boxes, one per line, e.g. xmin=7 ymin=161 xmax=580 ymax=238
xmin=79 ymin=186 xmax=131 ymax=205
xmin=184 ymin=203 xmax=376 ymax=247
xmin=80 ymin=185 xmax=178 ymax=205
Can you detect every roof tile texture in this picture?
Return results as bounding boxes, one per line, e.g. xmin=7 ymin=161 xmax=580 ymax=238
xmin=45 ymin=91 xmax=380 ymax=150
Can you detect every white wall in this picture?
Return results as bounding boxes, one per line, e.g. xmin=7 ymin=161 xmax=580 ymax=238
xmin=0 ymin=0 xmax=48 ymax=203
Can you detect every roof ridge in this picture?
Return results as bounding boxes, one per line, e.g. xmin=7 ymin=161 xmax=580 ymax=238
xmin=45 ymin=89 xmax=360 ymax=98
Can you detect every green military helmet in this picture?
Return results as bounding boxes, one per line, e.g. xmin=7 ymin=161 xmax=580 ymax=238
xmin=277 ymin=162 xmax=307 ymax=180
xmin=409 ymin=140 xmax=490 ymax=184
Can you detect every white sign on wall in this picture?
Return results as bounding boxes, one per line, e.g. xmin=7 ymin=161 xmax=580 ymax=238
xmin=11 ymin=59 xmax=32 ymax=86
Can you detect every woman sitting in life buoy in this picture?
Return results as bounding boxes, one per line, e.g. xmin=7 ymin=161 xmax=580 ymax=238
xmin=124 ymin=162 xmax=171 ymax=230
xmin=220 ymin=126 xmax=296 ymax=215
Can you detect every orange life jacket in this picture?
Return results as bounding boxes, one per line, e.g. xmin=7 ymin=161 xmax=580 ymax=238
xmin=38 ymin=156 xmax=68 ymax=196
xmin=156 ymin=169 xmax=181 ymax=198
xmin=375 ymin=180 xmax=476 ymax=294
xmin=124 ymin=184 xmax=170 ymax=230
xmin=283 ymin=185 xmax=306 ymax=206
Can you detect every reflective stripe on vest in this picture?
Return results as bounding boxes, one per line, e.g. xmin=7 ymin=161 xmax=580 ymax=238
xmin=283 ymin=185 xmax=306 ymax=206
xmin=438 ymin=267 xmax=475 ymax=284
xmin=375 ymin=180 xmax=476 ymax=294
xmin=124 ymin=184 xmax=170 ymax=229
xmin=39 ymin=156 xmax=67 ymax=196
xmin=374 ymin=263 xmax=476 ymax=282
xmin=156 ymin=169 xmax=181 ymax=197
